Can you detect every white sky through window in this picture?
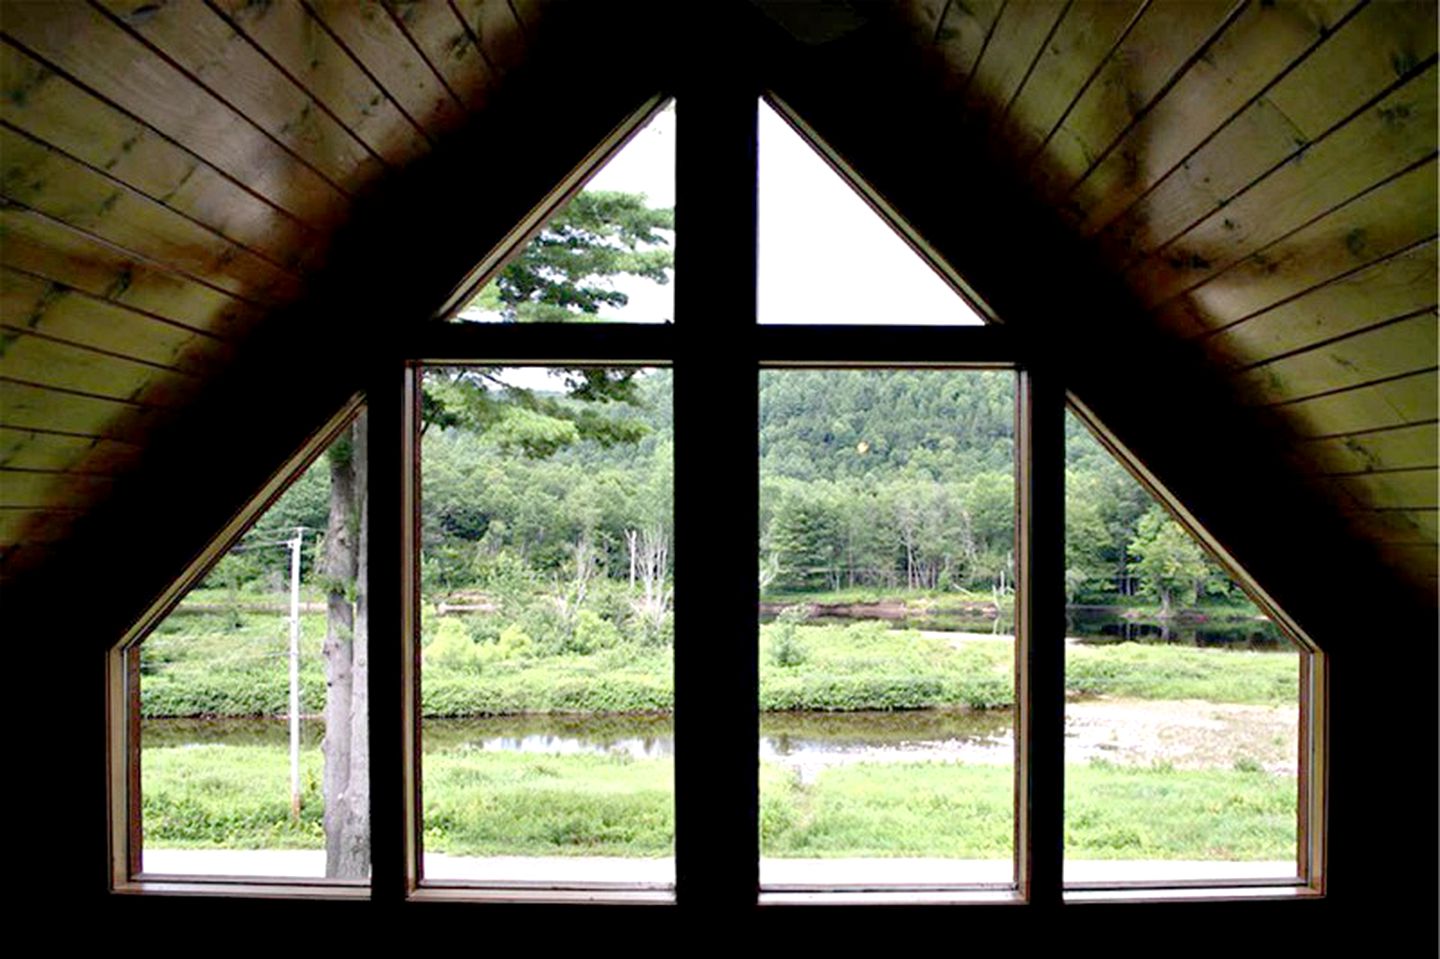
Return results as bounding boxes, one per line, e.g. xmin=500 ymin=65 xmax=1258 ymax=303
xmin=757 ymin=100 xmax=983 ymax=326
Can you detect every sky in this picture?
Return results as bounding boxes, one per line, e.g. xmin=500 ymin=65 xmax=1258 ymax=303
xmin=464 ymin=97 xmax=982 ymax=384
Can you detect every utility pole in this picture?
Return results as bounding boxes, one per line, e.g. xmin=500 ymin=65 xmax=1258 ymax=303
xmin=288 ymin=527 xmax=304 ymax=824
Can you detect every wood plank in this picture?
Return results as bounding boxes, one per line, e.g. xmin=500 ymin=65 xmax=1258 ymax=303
xmin=1234 ymin=311 xmax=1439 ymax=404
xmin=1202 ymin=239 xmax=1437 ymax=369
xmin=0 ymin=129 xmax=302 ymax=304
xmin=1151 ymin=157 xmax=1437 ymax=337
xmin=996 ymin=0 xmax=1142 ymax=164
xmin=0 ymin=267 xmax=234 ymax=375
xmin=211 ymin=0 xmax=430 ymax=167
xmin=1097 ymin=1 xmax=1438 ymax=260
xmin=306 ymin=0 xmax=465 ymax=139
xmin=96 ymin=0 xmax=385 ymax=195
xmin=0 ymin=468 xmax=113 ymax=509
xmin=1373 ymin=542 xmax=1439 ymax=586
xmin=0 ymin=508 xmax=77 ymax=545
xmin=0 ymin=40 xmax=318 ymax=272
xmin=0 ymin=205 xmax=263 ymax=336
xmin=892 ymin=0 xmax=952 ymax=50
xmin=0 ymin=332 xmax=200 ymax=406
xmin=1276 ymin=368 xmax=1437 ymax=437
xmin=961 ymin=0 xmax=1066 ymax=123
xmin=0 ymin=378 xmax=160 ymax=441
xmin=927 ymin=0 xmax=1005 ymax=93
xmin=1128 ymin=62 xmax=1438 ymax=308
xmin=1072 ymin=0 xmax=1359 ymax=233
xmin=384 ymin=0 xmax=495 ymax=113
xmin=1294 ymin=422 xmax=1440 ymax=474
xmin=1029 ymin=0 xmax=1235 ymax=203
xmin=1341 ymin=508 xmax=1437 ymax=545
xmin=0 ymin=426 xmax=139 ymax=473
xmin=0 ymin=0 xmax=347 ymax=225
xmin=1324 ymin=467 xmax=1438 ymax=511
xmin=450 ymin=0 xmax=531 ymax=79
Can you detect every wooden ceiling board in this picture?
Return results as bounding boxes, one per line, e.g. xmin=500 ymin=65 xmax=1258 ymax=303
xmin=960 ymin=0 xmax=1066 ymax=125
xmin=1200 ymin=238 xmax=1437 ymax=369
xmin=1325 ymin=466 xmax=1438 ymax=511
xmin=0 ymin=41 xmax=320 ymax=272
xmin=1234 ymin=311 xmax=1439 ymax=405
xmin=1373 ymin=542 xmax=1439 ymax=587
xmin=94 ymin=0 xmax=387 ymax=196
xmin=0 ymin=0 xmax=348 ymax=226
xmin=1296 ymin=422 xmax=1440 ymax=474
xmin=1151 ymin=157 xmax=1437 ymax=337
xmin=0 ymin=206 xmax=264 ymax=337
xmin=211 ymin=0 xmax=430 ymax=167
xmin=0 ymin=378 xmax=162 ymax=442
xmin=0 ymin=426 xmax=140 ymax=474
xmin=0 ymin=468 xmax=114 ymax=509
xmin=1127 ymin=62 xmax=1438 ymax=308
xmin=995 ymin=0 xmax=1143 ymax=164
xmin=928 ymin=0 xmax=1005 ymax=93
xmin=0 ymin=507 xmax=79 ymax=545
xmin=0 ymin=267 xmax=234 ymax=375
xmin=305 ymin=0 xmax=466 ymax=139
xmin=1342 ymin=507 xmax=1438 ymax=545
xmin=0 ymin=332 xmax=201 ymax=407
xmin=1029 ymin=0 xmax=1236 ymax=204
xmin=450 ymin=0 xmax=529 ymax=78
xmin=1091 ymin=0 xmax=1433 ymax=265
xmin=1276 ymin=368 xmax=1438 ymax=437
xmin=1070 ymin=0 xmax=1359 ymax=233
xmin=0 ymin=128 xmax=304 ymax=304
xmin=382 ymin=0 xmax=496 ymax=113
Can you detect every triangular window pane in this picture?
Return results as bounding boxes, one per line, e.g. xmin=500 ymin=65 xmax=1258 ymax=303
xmin=757 ymin=100 xmax=983 ymax=326
xmin=454 ymin=103 xmax=675 ymax=324
xmin=1062 ymin=408 xmax=1308 ymax=885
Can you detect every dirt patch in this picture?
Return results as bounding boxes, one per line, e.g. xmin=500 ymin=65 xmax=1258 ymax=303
xmin=1065 ymin=697 xmax=1298 ymax=775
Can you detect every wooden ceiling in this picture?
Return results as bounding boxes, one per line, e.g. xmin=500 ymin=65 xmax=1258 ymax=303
xmin=1 ymin=0 xmax=1435 ymax=602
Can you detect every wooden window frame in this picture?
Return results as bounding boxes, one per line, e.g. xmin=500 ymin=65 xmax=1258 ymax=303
xmin=105 ymin=81 xmax=1326 ymax=908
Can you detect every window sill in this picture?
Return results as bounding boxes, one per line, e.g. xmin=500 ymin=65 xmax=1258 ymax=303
xmin=114 ymin=876 xmax=370 ymax=900
xmin=1064 ymin=884 xmax=1322 ymax=905
xmin=410 ymin=883 xmax=675 ymax=906
xmin=760 ymin=888 xmax=1024 ymax=907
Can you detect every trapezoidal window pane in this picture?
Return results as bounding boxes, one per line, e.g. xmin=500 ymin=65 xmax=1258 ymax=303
xmin=452 ymin=102 xmax=675 ymax=324
xmin=418 ymin=366 xmax=674 ymax=888
xmin=758 ymin=368 xmax=1017 ymax=888
xmin=133 ymin=408 xmax=370 ymax=882
xmin=1062 ymin=409 xmax=1305 ymax=885
xmin=757 ymin=99 xmax=985 ymax=326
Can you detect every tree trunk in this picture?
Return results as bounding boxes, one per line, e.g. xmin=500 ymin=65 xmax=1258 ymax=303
xmin=322 ymin=411 xmax=370 ymax=879
xmin=321 ymin=427 xmax=355 ymax=876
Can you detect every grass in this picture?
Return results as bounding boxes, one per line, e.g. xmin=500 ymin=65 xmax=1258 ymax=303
xmin=140 ymin=614 xmax=1299 ymax=717
xmin=142 ymin=744 xmax=1295 ymax=861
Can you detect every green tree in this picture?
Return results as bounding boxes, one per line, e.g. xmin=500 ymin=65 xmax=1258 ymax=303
xmin=1129 ymin=505 xmax=1211 ymax=616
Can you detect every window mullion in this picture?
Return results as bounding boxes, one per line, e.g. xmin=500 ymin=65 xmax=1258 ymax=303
xmin=672 ymin=74 xmax=760 ymax=911
xmin=1018 ymin=365 xmax=1066 ymax=907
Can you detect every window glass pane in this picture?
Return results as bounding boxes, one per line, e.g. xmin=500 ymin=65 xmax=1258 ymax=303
xmin=758 ymin=369 xmax=1016 ymax=887
xmin=1063 ymin=410 xmax=1303 ymax=884
xmin=418 ymin=366 xmax=674 ymax=885
xmin=137 ymin=411 xmax=370 ymax=881
xmin=452 ymin=103 xmax=675 ymax=324
xmin=757 ymin=100 xmax=984 ymax=326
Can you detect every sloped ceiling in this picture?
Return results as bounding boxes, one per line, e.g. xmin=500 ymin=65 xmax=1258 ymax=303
xmin=1 ymin=0 xmax=1435 ymax=613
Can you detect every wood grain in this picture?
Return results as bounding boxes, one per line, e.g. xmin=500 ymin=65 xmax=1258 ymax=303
xmin=1129 ymin=62 xmax=1438 ymax=308
xmin=1096 ymin=1 xmax=1437 ymax=262
xmin=1071 ymin=0 xmax=1358 ymax=232
xmin=0 ymin=332 xmax=201 ymax=406
xmin=1294 ymin=422 xmax=1439 ymax=474
xmin=1 ymin=0 xmax=348 ymax=225
xmin=385 ymin=0 xmax=494 ymax=112
xmin=962 ymin=0 xmax=1067 ymax=124
xmin=0 ymin=467 xmax=113 ymax=509
xmin=1275 ymin=369 xmax=1438 ymax=437
xmin=211 ymin=0 xmax=431 ymax=166
xmin=1234 ymin=312 xmax=1439 ymax=405
xmin=0 ymin=378 xmax=160 ymax=441
xmin=1201 ymin=239 xmax=1436 ymax=369
xmin=0 ymin=426 xmax=140 ymax=473
xmin=0 ymin=204 xmax=263 ymax=336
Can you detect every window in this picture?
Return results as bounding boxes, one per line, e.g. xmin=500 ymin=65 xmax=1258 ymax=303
xmin=109 ymin=91 xmax=1324 ymax=905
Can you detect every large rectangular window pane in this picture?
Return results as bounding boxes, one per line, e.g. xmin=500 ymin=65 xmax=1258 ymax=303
xmin=137 ymin=410 xmax=370 ymax=881
xmin=1062 ymin=410 xmax=1302 ymax=884
xmin=758 ymin=369 xmax=1017 ymax=887
xmin=418 ymin=366 xmax=674 ymax=886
